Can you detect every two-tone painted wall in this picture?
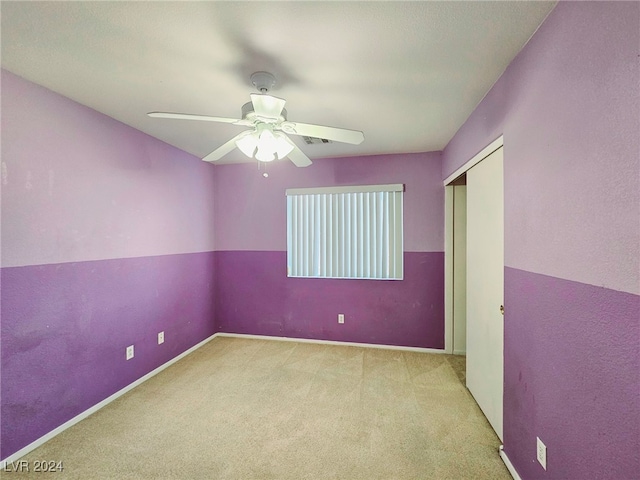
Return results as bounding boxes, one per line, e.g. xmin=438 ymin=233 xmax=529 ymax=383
xmin=443 ymin=2 xmax=639 ymax=478
xmin=1 ymin=70 xmax=218 ymax=459
xmin=1 ymin=68 xmax=445 ymax=461
xmin=4 ymin=3 xmax=638 ymax=477
xmin=213 ymin=153 xmax=445 ymax=349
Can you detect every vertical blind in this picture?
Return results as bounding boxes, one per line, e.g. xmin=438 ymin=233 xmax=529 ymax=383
xmin=286 ymin=184 xmax=403 ymax=280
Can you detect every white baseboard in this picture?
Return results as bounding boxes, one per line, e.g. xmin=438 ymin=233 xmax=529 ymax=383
xmin=1 ymin=333 xmax=218 ymax=466
xmin=453 ymin=349 xmax=466 ymax=356
xmin=499 ymin=445 xmax=522 ymax=480
xmin=2 ymin=331 xmax=447 ymax=465
xmin=216 ymin=332 xmax=447 ymax=354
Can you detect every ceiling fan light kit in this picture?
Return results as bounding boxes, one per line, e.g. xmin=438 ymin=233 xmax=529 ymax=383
xmin=234 ymin=130 xmax=258 ymax=157
xmin=148 ymin=72 xmax=364 ymax=167
xmin=236 ymin=123 xmax=295 ymax=163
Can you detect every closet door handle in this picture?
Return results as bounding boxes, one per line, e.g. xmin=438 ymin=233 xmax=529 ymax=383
xmin=499 ymin=305 xmax=504 ymax=315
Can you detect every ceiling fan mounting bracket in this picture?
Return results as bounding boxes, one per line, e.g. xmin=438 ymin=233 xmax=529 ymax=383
xmin=250 ymin=71 xmax=276 ymax=93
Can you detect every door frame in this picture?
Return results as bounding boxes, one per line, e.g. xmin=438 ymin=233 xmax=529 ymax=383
xmin=443 ymin=135 xmax=503 ymax=354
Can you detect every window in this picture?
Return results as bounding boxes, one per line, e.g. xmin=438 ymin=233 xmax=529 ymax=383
xmin=286 ymin=184 xmax=404 ymax=280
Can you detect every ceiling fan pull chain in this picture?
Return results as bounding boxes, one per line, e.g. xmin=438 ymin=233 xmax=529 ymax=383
xmin=257 ymin=160 xmax=269 ymax=178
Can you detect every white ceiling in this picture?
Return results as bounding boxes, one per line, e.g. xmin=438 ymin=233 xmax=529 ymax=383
xmin=1 ymin=1 xmax=555 ymax=164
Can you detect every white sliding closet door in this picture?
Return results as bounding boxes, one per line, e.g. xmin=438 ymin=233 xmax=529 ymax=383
xmin=466 ymin=146 xmax=504 ymax=441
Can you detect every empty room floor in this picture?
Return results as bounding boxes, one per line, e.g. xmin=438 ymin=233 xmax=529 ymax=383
xmin=2 ymin=337 xmax=510 ymax=479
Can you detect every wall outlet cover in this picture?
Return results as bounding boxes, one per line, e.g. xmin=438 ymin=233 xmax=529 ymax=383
xmin=126 ymin=345 xmax=134 ymax=360
xmin=158 ymin=331 xmax=165 ymax=344
xmin=536 ymin=436 xmax=547 ymax=470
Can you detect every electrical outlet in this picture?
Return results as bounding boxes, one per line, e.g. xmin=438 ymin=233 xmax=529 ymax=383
xmin=536 ymin=436 xmax=547 ymax=470
xmin=338 ymin=314 xmax=345 ymax=324
xmin=158 ymin=331 xmax=164 ymax=344
xmin=126 ymin=345 xmax=134 ymax=360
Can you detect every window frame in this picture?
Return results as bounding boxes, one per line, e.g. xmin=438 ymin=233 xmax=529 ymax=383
xmin=286 ymin=184 xmax=404 ymax=280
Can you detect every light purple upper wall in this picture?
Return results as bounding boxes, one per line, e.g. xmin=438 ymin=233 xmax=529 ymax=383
xmin=1 ymin=69 xmax=216 ymax=268
xmin=443 ymin=2 xmax=639 ymax=295
xmin=213 ymin=152 xmax=443 ymax=253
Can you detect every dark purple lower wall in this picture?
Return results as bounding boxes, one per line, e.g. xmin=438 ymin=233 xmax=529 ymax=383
xmin=504 ymin=267 xmax=639 ymax=479
xmin=215 ymin=251 xmax=444 ymax=349
xmin=0 ymin=251 xmax=216 ymax=459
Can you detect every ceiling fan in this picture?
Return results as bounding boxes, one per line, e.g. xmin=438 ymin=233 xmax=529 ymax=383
xmin=148 ymin=72 xmax=365 ymax=167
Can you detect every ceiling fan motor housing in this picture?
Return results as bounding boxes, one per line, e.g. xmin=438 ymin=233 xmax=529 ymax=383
xmin=241 ymin=102 xmax=287 ymax=123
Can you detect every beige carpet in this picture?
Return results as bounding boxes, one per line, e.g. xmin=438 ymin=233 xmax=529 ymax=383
xmin=2 ymin=336 xmax=510 ymax=479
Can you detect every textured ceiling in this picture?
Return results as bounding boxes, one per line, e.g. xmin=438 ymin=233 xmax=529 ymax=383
xmin=1 ymin=1 xmax=555 ymax=164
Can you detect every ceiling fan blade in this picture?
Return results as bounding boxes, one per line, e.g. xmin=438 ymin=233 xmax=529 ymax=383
xmin=148 ymin=112 xmax=250 ymax=125
xmin=250 ymin=94 xmax=286 ymax=119
xmin=202 ymin=132 xmax=248 ymax=162
xmin=286 ymin=144 xmax=313 ymax=167
xmin=280 ymin=122 xmax=364 ymax=145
